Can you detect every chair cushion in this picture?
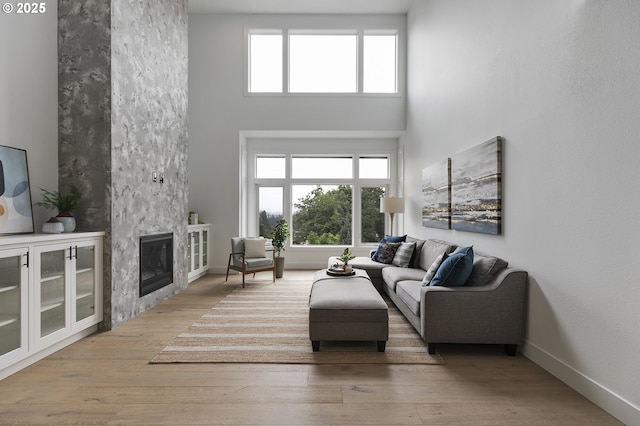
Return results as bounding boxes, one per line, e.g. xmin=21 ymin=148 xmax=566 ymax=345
xmin=430 ymin=246 xmax=474 ymax=287
xmin=392 ymin=242 xmax=416 ymax=268
xmin=231 ymin=237 xmax=244 ymax=253
xmin=244 ymin=238 xmax=266 ymax=258
xmin=244 ymin=257 xmax=273 ymax=269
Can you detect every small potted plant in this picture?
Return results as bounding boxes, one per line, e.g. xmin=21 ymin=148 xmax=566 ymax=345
xmin=36 ymin=185 xmax=82 ymax=233
xmin=271 ymin=219 xmax=290 ymax=278
xmin=337 ymin=247 xmax=356 ymax=273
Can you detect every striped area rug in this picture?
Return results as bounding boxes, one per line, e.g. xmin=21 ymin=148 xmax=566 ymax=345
xmin=150 ymin=279 xmax=444 ymax=364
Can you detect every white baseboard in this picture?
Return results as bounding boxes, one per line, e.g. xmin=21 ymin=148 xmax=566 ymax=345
xmin=521 ymin=339 xmax=639 ymax=425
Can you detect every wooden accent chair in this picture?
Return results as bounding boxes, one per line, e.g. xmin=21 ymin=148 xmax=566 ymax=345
xmin=225 ymin=237 xmax=275 ymax=287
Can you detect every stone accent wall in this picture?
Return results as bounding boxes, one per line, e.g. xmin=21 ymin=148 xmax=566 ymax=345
xmin=58 ymin=0 xmax=189 ymax=328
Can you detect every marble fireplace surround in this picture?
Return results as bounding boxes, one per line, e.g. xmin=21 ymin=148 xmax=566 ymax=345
xmin=58 ymin=0 xmax=189 ymax=329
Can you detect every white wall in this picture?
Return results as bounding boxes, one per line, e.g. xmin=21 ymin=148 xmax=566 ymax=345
xmin=405 ymin=0 xmax=640 ymax=423
xmin=188 ymin=13 xmax=406 ymax=271
xmin=0 ymin=2 xmax=58 ymax=228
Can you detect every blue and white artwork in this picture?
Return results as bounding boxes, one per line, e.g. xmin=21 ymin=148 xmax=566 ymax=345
xmin=0 ymin=145 xmax=34 ymax=234
xmin=451 ymin=137 xmax=502 ymax=235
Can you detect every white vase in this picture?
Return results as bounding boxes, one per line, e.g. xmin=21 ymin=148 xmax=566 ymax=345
xmin=42 ymin=217 xmax=64 ymax=234
xmin=56 ymin=215 xmax=76 ymax=233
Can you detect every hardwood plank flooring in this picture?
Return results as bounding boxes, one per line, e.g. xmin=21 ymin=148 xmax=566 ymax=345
xmin=0 ymin=272 xmax=623 ymax=425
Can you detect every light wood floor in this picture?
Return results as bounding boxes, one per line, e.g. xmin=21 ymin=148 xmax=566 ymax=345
xmin=0 ymin=271 xmax=622 ymax=425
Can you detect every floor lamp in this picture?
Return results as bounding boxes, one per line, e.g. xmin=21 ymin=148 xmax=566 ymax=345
xmin=380 ymin=197 xmax=404 ymax=236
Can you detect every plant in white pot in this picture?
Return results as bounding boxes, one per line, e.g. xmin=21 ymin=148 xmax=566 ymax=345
xmin=337 ymin=247 xmax=356 ymax=273
xmin=36 ymin=185 xmax=82 ymax=233
xmin=271 ymin=219 xmax=290 ymax=278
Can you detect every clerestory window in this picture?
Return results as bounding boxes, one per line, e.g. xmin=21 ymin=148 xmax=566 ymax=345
xmin=248 ymin=29 xmax=398 ymax=95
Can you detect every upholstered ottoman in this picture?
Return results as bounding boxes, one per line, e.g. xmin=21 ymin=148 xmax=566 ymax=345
xmin=309 ymin=269 xmax=389 ymax=352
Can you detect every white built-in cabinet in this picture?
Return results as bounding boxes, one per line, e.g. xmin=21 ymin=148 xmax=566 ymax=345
xmin=187 ymin=224 xmax=210 ymax=282
xmin=0 ymin=232 xmax=103 ymax=380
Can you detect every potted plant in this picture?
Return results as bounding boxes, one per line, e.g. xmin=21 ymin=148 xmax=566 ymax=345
xmin=271 ymin=219 xmax=290 ymax=278
xmin=36 ymin=185 xmax=82 ymax=233
xmin=337 ymin=247 xmax=356 ymax=273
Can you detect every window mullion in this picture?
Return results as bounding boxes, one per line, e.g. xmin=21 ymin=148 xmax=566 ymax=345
xmin=283 ymin=28 xmax=289 ymax=93
xmin=357 ymin=29 xmax=364 ymax=94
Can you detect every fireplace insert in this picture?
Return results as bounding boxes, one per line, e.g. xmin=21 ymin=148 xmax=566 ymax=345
xmin=139 ymin=233 xmax=173 ymax=297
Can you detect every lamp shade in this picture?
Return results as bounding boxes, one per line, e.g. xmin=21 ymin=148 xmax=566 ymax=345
xmin=380 ymin=197 xmax=405 ymax=214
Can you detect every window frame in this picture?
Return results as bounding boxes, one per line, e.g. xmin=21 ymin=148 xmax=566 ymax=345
xmin=245 ymin=25 xmax=403 ymax=97
xmin=245 ymin=137 xmax=399 ymax=250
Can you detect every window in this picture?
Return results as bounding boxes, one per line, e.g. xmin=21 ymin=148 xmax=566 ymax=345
xmin=256 ymin=156 xmax=286 ymax=178
xmin=248 ymin=32 xmax=282 ymax=93
xmin=363 ymin=33 xmax=397 ymax=93
xmin=359 ymin=156 xmax=389 ymax=179
xmin=246 ymin=139 xmax=397 ymax=249
xmin=289 ymin=33 xmax=357 ymax=93
xmin=292 ymin=184 xmax=352 ymax=245
xmin=291 ymin=156 xmax=352 ymax=179
xmin=258 ymin=186 xmax=283 ymax=237
xmin=247 ymin=29 xmax=399 ymax=94
xmin=361 ymin=187 xmax=386 ymax=243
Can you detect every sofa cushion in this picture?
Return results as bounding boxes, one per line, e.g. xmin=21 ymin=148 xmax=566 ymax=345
xmin=392 ymin=242 xmax=416 ymax=268
xmin=382 ymin=267 xmax=426 ymax=292
xmin=430 ymin=246 xmax=474 ymax=287
xmin=405 ymin=236 xmax=426 ymax=268
xmin=466 ymin=252 xmax=509 ymax=287
xmin=418 ymin=239 xmax=457 ymax=270
xmin=396 ymin=280 xmax=423 ymax=316
xmin=421 ymin=252 xmax=448 ymax=286
xmin=376 ymin=241 xmax=401 ymax=264
xmin=372 ymin=235 xmax=406 ymax=261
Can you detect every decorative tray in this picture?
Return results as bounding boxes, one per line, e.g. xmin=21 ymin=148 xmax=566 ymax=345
xmin=326 ymin=268 xmax=356 ymax=276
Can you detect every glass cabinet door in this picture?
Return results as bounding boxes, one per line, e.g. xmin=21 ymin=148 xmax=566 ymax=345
xmin=0 ymin=249 xmax=27 ymax=358
xmin=202 ymin=229 xmax=208 ymax=268
xmin=74 ymin=245 xmax=96 ymax=322
xmin=187 ymin=232 xmax=193 ymax=273
xmin=38 ymin=248 xmax=67 ymax=338
xmin=193 ymin=232 xmax=200 ymax=270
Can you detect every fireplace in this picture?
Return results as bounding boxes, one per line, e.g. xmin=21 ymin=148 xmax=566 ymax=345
xmin=139 ymin=233 xmax=173 ymax=297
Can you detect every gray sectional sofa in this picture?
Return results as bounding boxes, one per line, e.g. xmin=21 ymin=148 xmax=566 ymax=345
xmin=328 ymin=237 xmax=528 ymax=355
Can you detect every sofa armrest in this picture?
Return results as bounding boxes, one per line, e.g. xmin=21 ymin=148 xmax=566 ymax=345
xmin=420 ymin=268 xmax=528 ymax=344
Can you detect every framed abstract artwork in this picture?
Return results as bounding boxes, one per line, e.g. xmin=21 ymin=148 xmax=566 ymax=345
xmin=422 ymin=159 xmax=451 ymax=229
xmin=0 ymin=145 xmax=34 ymax=234
xmin=450 ymin=137 xmax=502 ymax=235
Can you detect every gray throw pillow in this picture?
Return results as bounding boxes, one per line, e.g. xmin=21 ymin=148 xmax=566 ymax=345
xmin=392 ymin=242 xmax=416 ymax=268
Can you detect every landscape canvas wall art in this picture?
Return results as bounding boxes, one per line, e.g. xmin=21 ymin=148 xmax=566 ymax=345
xmin=422 ymin=159 xmax=451 ymax=229
xmin=0 ymin=145 xmax=34 ymax=234
xmin=450 ymin=137 xmax=502 ymax=235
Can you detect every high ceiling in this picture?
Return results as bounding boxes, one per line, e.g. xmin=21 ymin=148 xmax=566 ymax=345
xmin=188 ymin=0 xmax=414 ymax=15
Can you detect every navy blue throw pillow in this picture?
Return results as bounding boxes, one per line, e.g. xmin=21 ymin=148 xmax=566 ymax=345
xmin=429 ymin=246 xmax=474 ymax=287
xmin=372 ymin=235 xmax=407 ymax=261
